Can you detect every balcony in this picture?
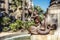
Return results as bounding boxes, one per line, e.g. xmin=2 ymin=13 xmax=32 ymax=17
xmin=9 ymin=9 xmax=13 ymax=13
xmin=9 ymin=1 xmax=15 ymax=5
xmin=0 ymin=7 xmax=5 ymax=11
xmin=9 ymin=3 xmax=15 ymax=5
xmin=0 ymin=0 xmax=5 ymax=3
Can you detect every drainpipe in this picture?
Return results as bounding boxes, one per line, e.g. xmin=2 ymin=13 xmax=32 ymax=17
xmin=22 ymin=0 xmax=25 ymax=22
xmin=5 ymin=0 xmax=9 ymax=14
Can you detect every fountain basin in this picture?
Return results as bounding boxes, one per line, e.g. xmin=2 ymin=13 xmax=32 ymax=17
xmin=4 ymin=34 xmax=31 ymax=40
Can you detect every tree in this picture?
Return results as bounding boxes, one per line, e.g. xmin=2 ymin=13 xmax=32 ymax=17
xmin=12 ymin=0 xmax=22 ymax=7
xmin=2 ymin=17 xmax=11 ymax=26
xmin=34 ymin=5 xmax=44 ymax=15
xmin=9 ymin=23 xmax=17 ymax=31
xmin=9 ymin=0 xmax=23 ymax=20
xmin=23 ymin=20 xmax=35 ymax=30
xmin=0 ymin=16 xmax=11 ymax=32
xmin=33 ymin=5 xmax=44 ymax=21
xmin=10 ymin=0 xmax=22 ymax=12
xmin=9 ymin=19 xmax=24 ymax=31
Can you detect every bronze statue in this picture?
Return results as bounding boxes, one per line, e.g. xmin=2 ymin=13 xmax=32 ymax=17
xmin=30 ymin=10 xmax=51 ymax=35
xmin=33 ymin=10 xmax=41 ymax=25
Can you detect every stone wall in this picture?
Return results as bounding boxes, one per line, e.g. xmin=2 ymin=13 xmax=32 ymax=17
xmin=31 ymin=35 xmax=60 ymax=40
xmin=48 ymin=3 xmax=60 ymax=34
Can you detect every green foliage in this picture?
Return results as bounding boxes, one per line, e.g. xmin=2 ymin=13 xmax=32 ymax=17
xmin=15 ymin=20 xmax=23 ymax=28
xmin=2 ymin=17 xmax=11 ymax=25
xmin=10 ymin=5 xmax=17 ymax=10
xmin=31 ymin=7 xmax=34 ymax=11
xmin=3 ymin=27 xmax=9 ymax=32
xmin=34 ymin=5 xmax=44 ymax=21
xmin=9 ymin=23 xmax=17 ymax=32
xmin=9 ymin=20 xmax=23 ymax=31
xmin=34 ymin=5 xmax=44 ymax=14
xmin=12 ymin=0 xmax=22 ymax=7
xmin=0 ymin=17 xmax=11 ymax=32
xmin=39 ymin=14 xmax=44 ymax=21
xmin=10 ymin=0 xmax=22 ymax=12
xmin=24 ymin=21 xmax=35 ymax=29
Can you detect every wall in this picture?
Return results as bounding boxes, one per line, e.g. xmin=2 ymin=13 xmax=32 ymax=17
xmin=31 ymin=35 xmax=60 ymax=40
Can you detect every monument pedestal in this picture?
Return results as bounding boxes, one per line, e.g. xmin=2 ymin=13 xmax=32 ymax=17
xmin=54 ymin=11 xmax=60 ymax=35
xmin=48 ymin=0 xmax=60 ymax=35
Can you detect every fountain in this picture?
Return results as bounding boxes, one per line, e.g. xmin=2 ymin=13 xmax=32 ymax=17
xmin=48 ymin=0 xmax=60 ymax=35
xmin=4 ymin=34 xmax=31 ymax=40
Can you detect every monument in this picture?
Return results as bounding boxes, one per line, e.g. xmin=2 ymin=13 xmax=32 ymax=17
xmin=48 ymin=0 xmax=60 ymax=35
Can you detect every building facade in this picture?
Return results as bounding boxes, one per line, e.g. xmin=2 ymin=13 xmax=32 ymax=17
xmin=0 ymin=0 xmax=33 ymax=19
xmin=0 ymin=0 xmax=9 ymax=14
xmin=22 ymin=0 xmax=33 ymax=21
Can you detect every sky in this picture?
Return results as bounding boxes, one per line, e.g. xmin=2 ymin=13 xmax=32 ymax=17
xmin=32 ymin=0 xmax=50 ymax=11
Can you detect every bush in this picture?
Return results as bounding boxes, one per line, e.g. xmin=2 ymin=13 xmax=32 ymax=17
xmin=9 ymin=20 xmax=23 ymax=31
xmin=3 ymin=27 xmax=9 ymax=32
xmin=0 ymin=17 xmax=11 ymax=32
xmin=9 ymin=23 xmax=17 ymax=32
xmin=9 ymin=19 xmax=35 ymax=31
xmin=15 ymin=20 xmax=23 ymax=29
xmin=39 ymin=14 xmax=44 ymax=21
xmin=24 ymin=21 xmax=35 ymax=29
xmin=2 ymin=17 xmax=11 ymax=25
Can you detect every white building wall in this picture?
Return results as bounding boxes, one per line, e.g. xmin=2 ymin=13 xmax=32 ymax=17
xmin=26 ymin=0 xmax=33 ymax=8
